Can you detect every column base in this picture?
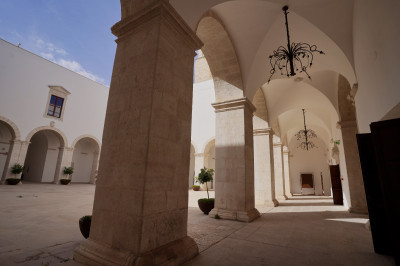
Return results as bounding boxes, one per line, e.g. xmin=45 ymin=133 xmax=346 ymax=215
xmin=348 ymin=206 xmax=368 ymax=214
xmin=74 ymin=236 xmax=198 ymax=266
xmin=209 ymin=208 xmax=260 ymax=222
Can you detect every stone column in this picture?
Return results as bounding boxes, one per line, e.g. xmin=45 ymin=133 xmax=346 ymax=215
xmin=89 ymin=151 xmax=99 ymax=184
xmin=193 ymin=153 xmax=204 ymax=182
xmin=74 ymin=2 xmax=202 ymax=265
xmin=253 ymin=128 xmax=278 ymax=207
xmin=209 ymin=98 xmax=260 ymax=222
xmin=283 ymin=147 xmax=291 ymax=198
xmin=338 ymin=120 xmax=368 ymax=213
xmin=54 ymin=147 xmax=73 ymax=184
xmin=1 ymin=140 xmax=29 ymax=183
xmin=273 ymin=137 xmax=286 ymax=202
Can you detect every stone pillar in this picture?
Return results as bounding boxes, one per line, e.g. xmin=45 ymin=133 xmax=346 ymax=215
xmin=74 ymin=2 xmax=202 ymax=265
xmin=209 ymin=98 xmax=260 ymax=222
xmin=338 ymin=120 xmax=368 ymax=213
xmin=89 ymin=151 xmax=100 ymax=184
xmin=273 ymin=137 xmax=286 ymax=202
xmin=54 ymin=147 xmax=73 ymax=184
xmin=253 ymin=128 xmax=278 ymax=207
xmin=283 ymin=147 xmax=291 ymax=198
xmin=1 ymin=140 xmax=29 ymax=183
xmin=194 ymin=153 xmax=204 ymax=181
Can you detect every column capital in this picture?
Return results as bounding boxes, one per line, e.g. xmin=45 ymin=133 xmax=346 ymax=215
xmin=337 ymin=120 xmax=357 ymax=129
xmin=212 ymin=97 xmax=256 ymax=113
xmin=194 ymin=153 xmax=204 ymax=157
xmin=253 ymin=127 xmax=274 ymax=136
xmin=112 ymin=1 xmax=202 ymax=51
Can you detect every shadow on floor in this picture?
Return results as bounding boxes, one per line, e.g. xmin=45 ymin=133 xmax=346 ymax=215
xmin=278 ymin=202 xmax=336 ymax=207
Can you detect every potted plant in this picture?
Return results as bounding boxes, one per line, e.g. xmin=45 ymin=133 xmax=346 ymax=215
xmin=196 ymin=167 xmax=215 ymax=214
xmin=79 ymin=215 xmax=92 ymax=239
xmin=192 ymin=185 xmax=200 ymax=191
xmin=60 ymin=166 xmax=73 ymax=185
xmin=6 ymin=163 xmax=23 ymax=185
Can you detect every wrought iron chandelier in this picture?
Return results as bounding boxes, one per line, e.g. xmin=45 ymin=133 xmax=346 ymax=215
xmin=295 ymin=109 xmax=317 ymax=150
xmin=267 ymin=6 xmax=324 ymax=83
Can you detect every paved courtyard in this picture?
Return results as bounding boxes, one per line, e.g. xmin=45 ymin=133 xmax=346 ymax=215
xmin=0 ymin=183 xmax=395 ymax=265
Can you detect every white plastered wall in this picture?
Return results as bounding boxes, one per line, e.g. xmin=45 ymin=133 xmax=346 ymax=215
xmin=353 ymin=0 xmax=400 ymax=132
xmin=0 ymin=39 xmax=108 ymax=145
xmin=289 ymin=137 xmax=331 ymax=196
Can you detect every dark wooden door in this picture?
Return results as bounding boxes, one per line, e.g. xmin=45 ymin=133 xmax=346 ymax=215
xmin=356 ymin=133 xmax=393 ymax=255
xmin=329 ymin=165 xmax=343 ymax=205
xmin=370 ymin=118 xmax=400 ymax=264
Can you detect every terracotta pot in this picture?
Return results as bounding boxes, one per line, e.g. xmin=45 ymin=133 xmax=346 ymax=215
xmin=198 ymin=198 xmax=215 ymax=215
xmin=192 ymin=186 xmax=200 ymax=191
xmin=79 ymin=216 xmax=92 ymax=239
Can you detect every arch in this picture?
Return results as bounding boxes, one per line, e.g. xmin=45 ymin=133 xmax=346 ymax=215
xmin=252 ymin=88 xmax=269 ymax=130
xmin=337 ymin=74 xmax=357 ymax=122
xmin=25 ymin=126 xmax=68 ymax=147
xmin=71 ymin=136 xmax=101 ymax=183
xmin=71 ymin=135 xmax=101 ymax=151
xmin=23 ymin=129 xmax=65 ymax=183
xmin=196 ymin=11 xmax=244 ymax=102
xmin=0 ymin=116 xmax=21 ymax=140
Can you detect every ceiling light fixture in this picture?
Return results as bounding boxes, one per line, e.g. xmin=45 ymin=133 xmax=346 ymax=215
xmin=267 ymin=6 xmax=324 ymax=83
xmin=295 ymin=109 xmax=317 ymax=150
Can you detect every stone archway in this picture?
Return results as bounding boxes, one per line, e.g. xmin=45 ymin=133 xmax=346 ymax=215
xmin=0 ymin=117 xmax=21 ymax=183
xmin=23 ymin=128 xmax=66 ymax=183
xmin=71 ymin=136 xmax=101 ymax=183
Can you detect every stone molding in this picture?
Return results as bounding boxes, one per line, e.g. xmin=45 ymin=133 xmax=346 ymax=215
xmin=111 ymin=1 xmax=202 ymax=51
xmin=273 ymin=142 xmax=282 ymax=147
xmin=194 ymin=153 xmax=205 ymax=157
xmin=25 ymin=126 xmax=68 ymax=147
xmin=212 ymin=97 xmax=256 ymax=113
xmin=209 ymin=208 xmax=260 ymax=223
xmin=337 ymin=120 xmax=357 ymax=129
xmin=253 ymin=128 xmax=273 ymax=136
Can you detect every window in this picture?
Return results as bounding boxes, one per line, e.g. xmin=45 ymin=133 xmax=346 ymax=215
xmin=44 ymin=86 xmax=70 ymax=121
xmin=47 ymin=95 xmax=64 ymax=118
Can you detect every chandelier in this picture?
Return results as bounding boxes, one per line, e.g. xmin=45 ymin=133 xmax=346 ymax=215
xmin=295 ymin=109 xmax=317 ymax=150
xmin=267 ymin=6 xmax=324 ymax=83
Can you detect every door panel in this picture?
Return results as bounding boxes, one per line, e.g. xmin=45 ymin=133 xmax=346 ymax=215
xmin=329 ymin=165 xmax=343 ymax=205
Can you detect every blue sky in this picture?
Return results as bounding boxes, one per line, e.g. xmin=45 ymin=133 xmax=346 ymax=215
xmin=0 ymin=0 xmax=120 ymax=86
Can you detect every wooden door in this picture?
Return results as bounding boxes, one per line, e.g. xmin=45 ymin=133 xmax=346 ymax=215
xmin=370 ymin=118 xmax=400 ymax=264
xmin=329 ymin=165 xmax=343 ymax=205
xmin=356 ymin=133 xmax=393 ymax=255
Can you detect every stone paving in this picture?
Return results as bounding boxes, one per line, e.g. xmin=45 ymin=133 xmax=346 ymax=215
xmin=0 ymin=184 xmax=395 ymax=265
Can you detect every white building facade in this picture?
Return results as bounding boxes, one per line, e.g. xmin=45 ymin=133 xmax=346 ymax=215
xmin=0 ymin=39 xmax=109 ymax=184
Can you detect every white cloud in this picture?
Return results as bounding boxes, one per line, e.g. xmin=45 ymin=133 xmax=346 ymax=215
xmin=31 ymin=36 xmax=106 ymax=85
xmin=56 ymin=59 xmax=106 ymax=84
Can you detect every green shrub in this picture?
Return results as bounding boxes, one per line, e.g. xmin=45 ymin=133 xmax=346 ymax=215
xmin=198 ymin=198 xmax=215 ymax=204
xmin=63 ymin=166 xmax=74 ymax=175
xmin=80 ymin=215 xmax=92 ymax=223
xmin=215 ymin=214 xmax=221 ymax=219
xmin=195 ymin=167 xmax=214 ymax=199
xmin=11 ymin=163 xmax=23 ymax=174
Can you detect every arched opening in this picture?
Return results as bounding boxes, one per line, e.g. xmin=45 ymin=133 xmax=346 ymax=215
xmin=23 ymin=130 xmax=65 ymax=183
xmin=71 ymin=137 xmax=100 ymax=183
xmin=0 ymin=121 xmax=15 ymax=181
xmin=288 ymin=136 xmax=332 ymax=196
